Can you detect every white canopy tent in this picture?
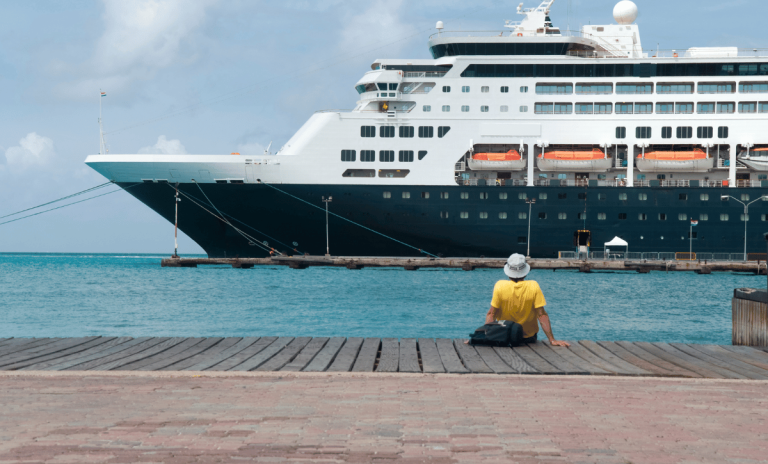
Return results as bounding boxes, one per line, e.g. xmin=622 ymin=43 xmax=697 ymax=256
xmin=604 ymin=236 xmax=628 ymax=257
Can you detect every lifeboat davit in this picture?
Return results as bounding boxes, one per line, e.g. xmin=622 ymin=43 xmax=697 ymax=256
xmin=635 ymin=148 xmax=714 ymax=172
xmin=467 ymin=150 xmax=526 ymax=171
xmin=536 ymin=148 xmax=611 ymax=172
xmin=737 ymin=147 xmax=768 ymax=171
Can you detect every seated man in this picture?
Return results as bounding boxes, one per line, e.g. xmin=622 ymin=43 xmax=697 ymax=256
xmin=486 ymin=253 xmax=569 ymax=347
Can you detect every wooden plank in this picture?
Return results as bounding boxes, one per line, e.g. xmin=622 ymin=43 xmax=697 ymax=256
xmin=493 ymin=347 xmax=537 ymax=374
xmin=473 ymin=346 xmax=516 ymax=374
xmin=0 ymin=338 xmax=16 ymax=348
xmin=434 ymin=339 xmax=468 ymax=374
xmin=137 ymin=338 xmax=223 ymax=371
xmin=206 ymin=337 xmax=276 ymax=371
xmin=303 ymin=337 xmax=346 ymax=372
xmin=695 ymin=345 xmax=768 ymax=376
xmin=398 ymin=339 xmax=420 ymax=373
xmin=23 ymin=337 xmax=136 ymax=371
xmin=86 ymin=337 xmax=185 ymax=371
xmin=44 ymin=337 xmax=153 ymax=371
xmin=376 ymin=338 xmax=399 ymax=373
xmin=509 ymin=345 xmax=560 ymax=374
xmin=633 ymin=342 xmax=726 ymax=379
xmin=452 ymin=340 xmax=493 ymax=374
xmin=649 ymin=342 xmax=742 ymax=379
xmin=527 ymin=342 xmax=587 ymax=375
xmin=416 ymin=339 xmax=445 ymax=374
xmin=672 ymin=344 xmax=767 ymax=380
xmin=0 ymin=338 xmax=60 ymax=358
xmin=0 ymin=337 xmax=113 ymax=371
xmin=720 ymin=345 xmax=768 ymax=371
xmin=0 ymin=337 xmax=96 ymax=367
xmin=351 ymin=338 xmax=380 ymax=372
xmin=183 ymin=337 xmax=260 ymax=371
xmin=541 ymin=342 xmax=610 ymax=375
xmin=229 ymin=337 xmax=293 ymax=371
xmin=66 ymin=337 xmax=168 ymax=371
xmin=281 ymin=338 xmax=329 ymax=372
xmin=611 ymin=341 xmax=699 ymax=378
xmin=326 ymin=337 xmax=363 ymax=372
xmin=159 ymin=338 xmax=241 ymax=371
xmin=114 ymin=338 xmax=200 ymax=371
xmin=565 ymin=342 xmax=634 ymax=375
xmin=578 ymin=341 xmax=651 ymax=376
xmin=256 ymin=337 xmax=312 ymax=371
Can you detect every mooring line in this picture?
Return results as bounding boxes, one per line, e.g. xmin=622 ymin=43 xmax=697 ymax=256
xmin=0 ymin=182 xmax=113 ymax=220
xmin=258 ymin=181 xmax=439 ymax=258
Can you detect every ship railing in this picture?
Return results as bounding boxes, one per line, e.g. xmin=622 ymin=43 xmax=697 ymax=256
xmin=660 ymin=180 xmax=690 ymax=187
xmin=455 ymin=162 xmax=466 ymax=172
xmin=559 ymin=251 xmax=761 ymax=262
xmin=615 ymin=157 xmax=627 ymax=168
xmin=702 ymin=180 xmax=726 ymax=187
xmin=649 ymin=48 xmax=768 ymax=58
xmin=635 ymin=180 xmax=650 ymax=187
xmin=717 ymin=158 xmax=747 ymax=169
xmin=404 ymin=71 xmax=447 ymax=78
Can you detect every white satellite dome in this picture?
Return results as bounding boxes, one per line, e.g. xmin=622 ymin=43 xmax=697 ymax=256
xmin=613 ymin=0 xmax=638 ymax=25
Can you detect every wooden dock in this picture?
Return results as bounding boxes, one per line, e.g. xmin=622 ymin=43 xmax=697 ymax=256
xmin=2 ymin=337 xmax=768 ymax=379
xmin=161 ymin=256 xmax=768 ymax=274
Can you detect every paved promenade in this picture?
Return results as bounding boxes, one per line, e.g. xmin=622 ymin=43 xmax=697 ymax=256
xmin=1 ymin=372 xmax=766 ymax=463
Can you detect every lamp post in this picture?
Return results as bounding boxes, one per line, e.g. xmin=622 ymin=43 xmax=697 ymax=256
xmin=721 ymin=195 xmax=767 ymax=261
xmin=173 ymin=184 xmax=180 ymax=258
xmin=322 ymin=196 xmax=332 ymax=256
xmin=525 ymin=198 xmax=536 ymax=258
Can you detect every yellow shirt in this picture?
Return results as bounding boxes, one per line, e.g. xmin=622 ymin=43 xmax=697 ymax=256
xmin=490 ymin=280 xmax=546 ymax=338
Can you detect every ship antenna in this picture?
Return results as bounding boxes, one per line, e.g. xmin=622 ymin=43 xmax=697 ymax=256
xmin=264 ymin=141 xmax=273 ymax=156
xmin=99 ymin=89 xmax=107 ymax=155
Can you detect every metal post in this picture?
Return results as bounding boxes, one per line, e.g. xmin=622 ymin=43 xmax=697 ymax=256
xmin=689 ymin=220 xmax=692 ymax=258
xmin=525 ymin=198 xmax=535 ymax=258
xmin=322 ymin=196 xmax=332 ymax=256
xmin=744 ymin=203 xmax=748 ymax=262
xmin=174 ymin=184 xmax=180 ymax=258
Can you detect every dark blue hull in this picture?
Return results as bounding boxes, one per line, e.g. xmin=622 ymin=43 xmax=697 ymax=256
xmin=119 ymin=182 xmax=768 ymax=258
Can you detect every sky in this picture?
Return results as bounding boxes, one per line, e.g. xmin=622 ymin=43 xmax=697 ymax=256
xmin=1 ymin=0 xmax=766 ymax=254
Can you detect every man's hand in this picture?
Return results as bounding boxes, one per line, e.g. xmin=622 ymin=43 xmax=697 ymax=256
xmin=549 ymin=340 xmax=570 ymax=347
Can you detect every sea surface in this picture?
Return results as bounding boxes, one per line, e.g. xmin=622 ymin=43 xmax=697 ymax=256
xmin=1 ymin=253 xmax=763 ymax=344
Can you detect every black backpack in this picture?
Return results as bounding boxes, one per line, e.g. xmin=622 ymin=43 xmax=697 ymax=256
xmin=469 ymin=321 xmax=525 ymax=347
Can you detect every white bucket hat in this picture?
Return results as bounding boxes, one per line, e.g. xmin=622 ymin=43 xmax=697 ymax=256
xmin=504 ymin=253 xmax=530 ymax=279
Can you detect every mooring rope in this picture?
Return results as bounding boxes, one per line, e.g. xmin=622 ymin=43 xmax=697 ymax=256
xmin=0 ymin=182 xmax=113 ymax=220
xmin=258 ymin=181 xmax=439 ymax=258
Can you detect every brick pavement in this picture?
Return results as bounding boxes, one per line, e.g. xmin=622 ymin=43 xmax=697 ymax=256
xmin=0 ymin=371 xmax=766 ymax=463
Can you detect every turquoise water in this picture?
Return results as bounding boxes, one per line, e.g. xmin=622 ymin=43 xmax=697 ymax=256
xmin=1 ymin=253 xmax=762 ymax=344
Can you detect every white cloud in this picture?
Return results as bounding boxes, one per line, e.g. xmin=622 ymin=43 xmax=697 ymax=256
xmin=138 ymin=135 xmax=187 ymax=154
xmin=4 ymin=133 xmax=56 ymax=167
xmin=338 ymin=0 xmax=418 ymax=55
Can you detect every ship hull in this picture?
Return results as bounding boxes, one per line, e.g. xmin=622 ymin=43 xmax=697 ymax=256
xmin=119 ymin=182 xmax=768 ymax=258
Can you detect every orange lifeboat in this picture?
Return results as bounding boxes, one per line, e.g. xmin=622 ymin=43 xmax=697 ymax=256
xmin=636 ymin=148 xmax=713 ymax=172
xmin=737 ymin=147 xmax=768 ymax=171
xmin=467 ymin=149 xmax=526 ymax=171
xmin=536 ymin=148 xmax=611 ymax=172
xmin=472 ymin=150 xmax=521 ymax=161
xmin=639 ymin=148 xmax=707 ymax=161
xmin=540 ymin=148 xmax=605 ymax=160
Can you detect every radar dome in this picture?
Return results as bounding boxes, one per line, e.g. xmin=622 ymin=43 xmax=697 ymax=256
xmin=613 ymin=0 xmax=638 ymax=25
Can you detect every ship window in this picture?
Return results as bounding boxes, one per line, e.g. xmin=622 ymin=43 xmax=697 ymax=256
xmin=576 ymin=103 xmax=593 ymax=114
xmin=480 ymin=212 xmax=488 ymax=219
xmin=423 ymin=105 xmax=431 ymax=112
xmin=536 ymin=84 xmax=573 ymax=95
xmin=538 ymin=212 xmax=547 ymax=219
xmin=575 ymin=84 xmax=612 ymax=95
xmin=383 ymin=191 xmax=391 ymax=198
xmin=418 ymin=150 xmax=427 ymax=160
xmin=460 ymin=212 xmax=469 ymax=219
xmin=598 ymin=193 xmax=606 ymax=200
xmin=700 ymin=213 xmax=708 ymax=221
xmin=421 ymin=192 xmax=429 ymax=199
xmin=662 ymin=126 xmax=672 ymax=138
xmin=739 ymin=83 xmax=768 ymax=93
xmin=442 ymin=86 xmax=451 ymax=92
xmin=678 ymin=193 xmax=688 ymax=201
xmin=639 ymin=193 xmax=648 ymax=201
xmin=742 ymin=194 xmax=750 ymax=201
xmin=717 ymin=102 xmax=735 ymax=113
xmin=402 ymin=192 xmax=410 ymax=199
xmin=638 ymin=213 xmax=647 ymax=221
xmin=461 ymin=192 xmax=469 ymax=199
xmin=341 ymin=150 xmax=356 ymax=162
xmin=440 ymin=211 xmax=449 ymax=218
xmin=361 ymin=126 xmax=376 ymax=137
xmin=518 ymin=193 xmax=527 ymax=199
xmin=539 ymin=193 xmax=547 ymax=200
xmin=699 ymin=83 xmax=735 ymax=93
xmin=380 ymin=126 xmax=395 ymax=138
xmin=697 ymin=127 xmax=713 ymax=138
xmin=379 ymin=150 xmax=394 ymax=162
xmin=720 ymin=214 xmax=729 ymax=221
xmin=658 ymin=83 xmax=694 ymax=94
xmin=457 ymin=63 xmax=768 ymax=79
xmin=697 ymin=102 xmax=715 ymax=114
xmin=616 ymin=127 xmax=626 ymax=139
xmin=636 ymin=127 xmax=652 ymax=139
xmin=461 ymin=105 xmax=470 ymax=112
xmin=377 ymin=83 xmax=388 ymax=91
xmin=440 ymin=192 xmax=449 ymax=199
xmin=616 ymin=83 xmax=653 ymax=94
xmin=378 ymin=169 xmax=409 ymax=178
xmin=481 ymin=86 xmax=489 ymax=93
xmin=501 ymin=86 xmax=509 ymax=93
xmin=761 ymin=175 xmax=768 ymax=180
xmin=462 ymin=86 xmax=470 ymax=93
xmin=636 ymin=103 xmax=653 ymax=114
xmin=760 ymin=103 xmax=768 ymax=113
xmin=399 ymin=150 xmax=414 ymax=162
xmin=618 ymin=193 xmax=628 ymax=201
xmin=597 ymin=213 xmax=606 ymax=220
xmin=595 ymin=103 xmax=612 ymax=114
xmin=739 ymin=102 xmax=757 ymax=113
xmin=659 ymin=213 xmax=667 ymax=221
xmin=481 ymin=106 xmax=489 ymax=112
xmin=399 ymin=126 xmax=414 ymax=138
xmin=535 ymin=103 xmax=554 ymax=114
xmin=557 ymin=213 xmax=566 ymax=220
xmin=389 ymin=83 xmax=398 ymax=90
xmin=418 ymin=126 xmax=433 ymax=138
xmin=558 ymin=193 xmax=566 ymax=199
xmin=676 ymin=103 xmax=694 ymax=114
xmin=657 ymin=174 xmax=666 ymax=180
xmin=500 ymin=105 xmax=509 ymax=112
xmin=657 ymin=103 xmax=674 ymax=114
xmin=518 ymin=236 xmax=527 ymax=244
xmin=442 ymin=105 xmax=450 ymax=112
xmin=360 ymin=150 xmax=375 ymax=162
xmin=479 ymin=192 xmax=488 ymax=200
xmin=554 ymin=103 xmax=572 ymax=114
xmin=698 ymin=194 xmax=709 ymax=201
xmin=578 ymin=212 xmax=586 ymax=220
xmin=438 ymin=126 xmax=451 ymax=137
xmin=520 ymin=86 xmax=528 ymax=93
xmin=499 ymin=212 xmax=508 ymax=219
xmin=718 ymin=127 xmax=729 ymax=138
xmin=342 ymin=169 xmax=375 ymax=177
xmin=557 ymin=174 xmax=567 ymax=179
xmin=616 ymin=103 xmax=633 ymax=114
xmin=638 ymin=174 xmax=646 ymax=180
xmin=676 ymin=127 xmax=693 ymax=139
xmin=520 ymin=106 xmax=529 ymax=112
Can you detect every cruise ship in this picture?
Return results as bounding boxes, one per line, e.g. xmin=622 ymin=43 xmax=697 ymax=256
xmin=86 ymin=0 xmax=768 ymax=258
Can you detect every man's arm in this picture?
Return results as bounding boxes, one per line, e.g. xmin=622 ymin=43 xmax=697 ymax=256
xmin=536 ymin=307 xmax=570 ymax=347
xmin=485 ymin=305 xmax=499 ymax=324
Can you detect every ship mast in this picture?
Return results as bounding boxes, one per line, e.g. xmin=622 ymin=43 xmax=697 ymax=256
xmin=99 ymin=90 xmax=106 ymax=155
